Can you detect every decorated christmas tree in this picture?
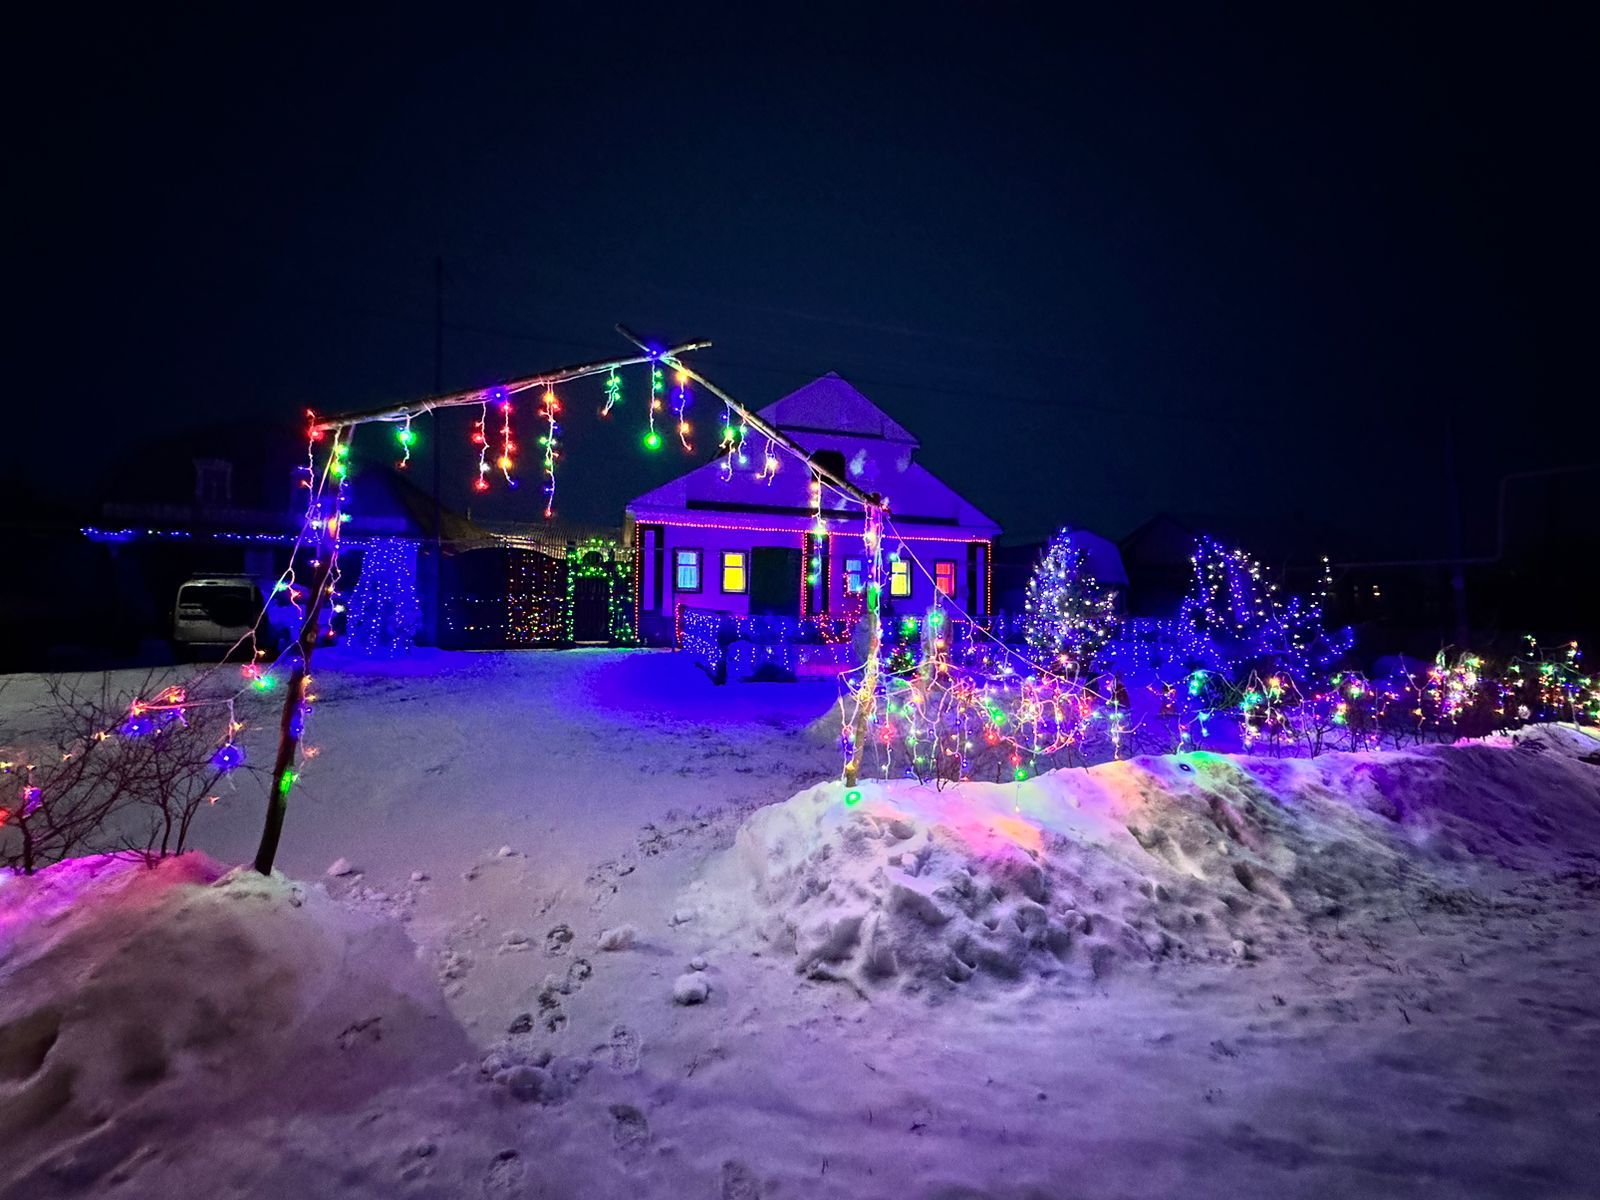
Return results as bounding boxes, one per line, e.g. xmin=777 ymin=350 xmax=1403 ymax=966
xmin=1022 ymin=527 xmax=1119 ymax=671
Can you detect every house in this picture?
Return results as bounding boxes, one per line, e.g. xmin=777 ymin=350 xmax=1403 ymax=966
xmin=626 ymin=373 xmax=1001 ymax=647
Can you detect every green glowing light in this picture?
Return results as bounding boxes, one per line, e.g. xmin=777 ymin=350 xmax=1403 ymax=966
xmin=397 ymin=428 xmax=416 ymax=446
xmin=643 ymin=430 xmax=662 ymax=451
xmin=843 ymin=788 xmax=862 ymax=807
xmin=278 ymin=769 xmax=297 ymax=796
xmin=1013 ymin=767 xmax=1028 ymax=782
xmin=251 ymin=674 xmax=276 ymax=692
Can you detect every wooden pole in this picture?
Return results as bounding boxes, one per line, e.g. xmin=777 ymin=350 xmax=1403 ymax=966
xmin=253 ymin=503 xmax=341 ymax=876
xmin=843 ymin=507 xmax=885 ymax=786
xmin=614 ymin=325 xmax=885 ymax=515
xmin=310 ymin=340 xmax=712 ymax=434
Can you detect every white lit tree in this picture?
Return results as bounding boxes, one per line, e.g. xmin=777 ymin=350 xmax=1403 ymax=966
xmin=1023 ymin=527 xmax=1118 ymax=671
xmin=346 ymin=539 xmax=422 ymax=657
xmin=1177 ymin=536 xmax=1351 ymax=678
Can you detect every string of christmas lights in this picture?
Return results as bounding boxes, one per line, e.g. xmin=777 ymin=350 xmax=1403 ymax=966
xmin=645 ymin=365 xmax=664 ymax=451
xmin=539 ymin=386 xmax=561 ymax=519
xmin=495 ymin=388 xmax=517 ymax=487
xmin=473 ymin=400 xmax=490 ymax=492
xmin=672 ymin=367 xmax=693 ymax=451
xmin=396 ymin=413 xmax=416 ymax=469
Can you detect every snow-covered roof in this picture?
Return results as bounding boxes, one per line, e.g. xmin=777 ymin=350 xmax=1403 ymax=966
xmin=627 ymin=374 xmax=999 ymax=536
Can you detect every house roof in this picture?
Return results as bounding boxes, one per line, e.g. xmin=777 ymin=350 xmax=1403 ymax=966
xmin=627 ymin=374 xmax=999 ymax=536
xmin=754 ymin=372 xmax=919 ymax=446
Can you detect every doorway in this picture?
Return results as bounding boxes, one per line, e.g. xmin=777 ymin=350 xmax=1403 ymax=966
xmin=571 ymin=572 xmax=611 ymax=642
xmin=748 ymin=547 xmax=802 ymax=618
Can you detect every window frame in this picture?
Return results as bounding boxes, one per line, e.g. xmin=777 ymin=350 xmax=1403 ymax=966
xmin=889 ymin=557 xmax=912 ymax=598
xmin=934 ymin=559 xmax=957 ymax=597
xmin=673 ymin=547 xmax=703 ymax=593
xmin=720 ymin=550 xmax=749 ymax=595
xmin=844 ymin=557 xmax=864 ymax=594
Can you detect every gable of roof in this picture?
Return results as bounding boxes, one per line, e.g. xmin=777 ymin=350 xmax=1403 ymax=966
xmin=627 ymin=374 xmax=997 ymax=535
xmin=627 ymin=454 xmax=998 ymax=534
xmin=755 ymin=372 xmax=919 ymax=446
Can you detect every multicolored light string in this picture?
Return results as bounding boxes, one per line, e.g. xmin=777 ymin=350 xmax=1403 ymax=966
xmin=672 ymin=368 xmax=693 ymax=451
xmin=472 ymin=401 xmax=490 ymax=492
xmin=539 ymin=386 xmax=560 ymax=518
xmin=602 ymin=367 xmax=623 ymax=416
xmin=644 ymin=365 xmax=664 ymax=451
xmin=495 ymin=387 xmax=517 ymax=486
xmin=395 ymin=414 xmax=416 ymax=469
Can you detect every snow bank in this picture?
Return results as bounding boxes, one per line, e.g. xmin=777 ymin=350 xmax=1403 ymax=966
xmin=0 ymin=853 xmax=472 ymax=1195
xmin=725 ymin=725 xmax=1600 ymax=993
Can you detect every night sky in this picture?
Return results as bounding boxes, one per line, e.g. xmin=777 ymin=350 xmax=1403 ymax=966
xmin=14 ymin=6 xmax=1595 ymax=555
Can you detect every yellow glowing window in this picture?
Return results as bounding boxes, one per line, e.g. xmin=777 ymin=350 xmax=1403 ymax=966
xmin=721 ymin=551 xmax=748 ymax=594
xmin=935 ymin=560 xmax=956 ymax=596
xmin=890 ymin=558 xmax=911 ymax=597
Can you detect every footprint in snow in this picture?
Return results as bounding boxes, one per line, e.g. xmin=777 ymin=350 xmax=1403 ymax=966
xmin=610 ymin=1104 xmax=650 ymax=1151
xmin=536 ymin=958 xmax=591 ymax=1033
xmin=545 ymin=924 xmax=574 ymax=956
xmin=608 ymin=1024 xmax=642 ymax=1073
xmin=483 ymin=1150 xmax=524 ymax=1196
xmin=720 ymin=1160 xmax=762 ymax=1199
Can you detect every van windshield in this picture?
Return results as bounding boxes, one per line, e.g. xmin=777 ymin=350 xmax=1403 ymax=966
xmin=178 ymin=585 xmax=258 ymax=628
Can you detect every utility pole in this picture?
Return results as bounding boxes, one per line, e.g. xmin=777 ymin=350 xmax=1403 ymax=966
xmin=430 ymin=256 xmax=444 ymax=645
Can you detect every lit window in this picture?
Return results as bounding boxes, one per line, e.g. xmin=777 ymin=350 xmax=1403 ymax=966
xmin=674 ymin=549 xmax=702 ymax=592
xmin=890 ymin=558 xmax=911 ymax=598
xmin=721 ymin=551 xmax=748 ymax=594
xmin=845 ymin=558 xmax=864 ymax=594
xmin=935 ymin=560 xmax=956 ymax=596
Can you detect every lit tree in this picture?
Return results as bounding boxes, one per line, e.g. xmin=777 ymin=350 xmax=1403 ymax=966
xmin=346 ymin=539 xmax=422 ymax=657
xmin=1177 ymin=536 xmax=1350 ymax=679
xmin=1023 ymin=527 xmax=1119 ymax=671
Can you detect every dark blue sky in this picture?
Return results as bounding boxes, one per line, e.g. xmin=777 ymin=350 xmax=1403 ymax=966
xmin=14 ymin=5 xmax=1594 ymax=554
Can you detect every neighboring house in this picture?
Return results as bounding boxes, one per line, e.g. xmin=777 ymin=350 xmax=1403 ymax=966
xmin=80 ymin=425 xmax=489 ymax=659
xmin=626 ymin=373 xmax=1001 ymax=646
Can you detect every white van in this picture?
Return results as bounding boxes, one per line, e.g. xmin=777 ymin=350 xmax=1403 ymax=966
xmin=172 ymin=575 xmax=313 ymax=660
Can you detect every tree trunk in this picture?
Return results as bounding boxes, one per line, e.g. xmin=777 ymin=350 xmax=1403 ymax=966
xmin=254 ymin=529 xmax=338 ymax=876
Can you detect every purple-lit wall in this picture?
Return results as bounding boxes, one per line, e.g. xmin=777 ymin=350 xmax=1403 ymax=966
xmin=632 ymin=518 xmax=990 ymax=645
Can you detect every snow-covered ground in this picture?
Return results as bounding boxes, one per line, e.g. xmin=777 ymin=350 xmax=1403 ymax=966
xmin=3 ymin=650 xmax=1599 ymax=1199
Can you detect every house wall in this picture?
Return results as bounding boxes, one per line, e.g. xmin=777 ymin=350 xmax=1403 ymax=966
xmin=635 ymin=522 xmax=804 ymax=643
xmin=633 ymin=518 xmax=991 ymax=645
xmin=817 ymin=531 xmax=990 ymax=621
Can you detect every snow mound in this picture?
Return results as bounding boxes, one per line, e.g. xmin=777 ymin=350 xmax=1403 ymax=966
xmin=0 ymin=853 xmax=473 ymax=1195
xmin=726 ymin=727 xmax=1600 ymax=994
